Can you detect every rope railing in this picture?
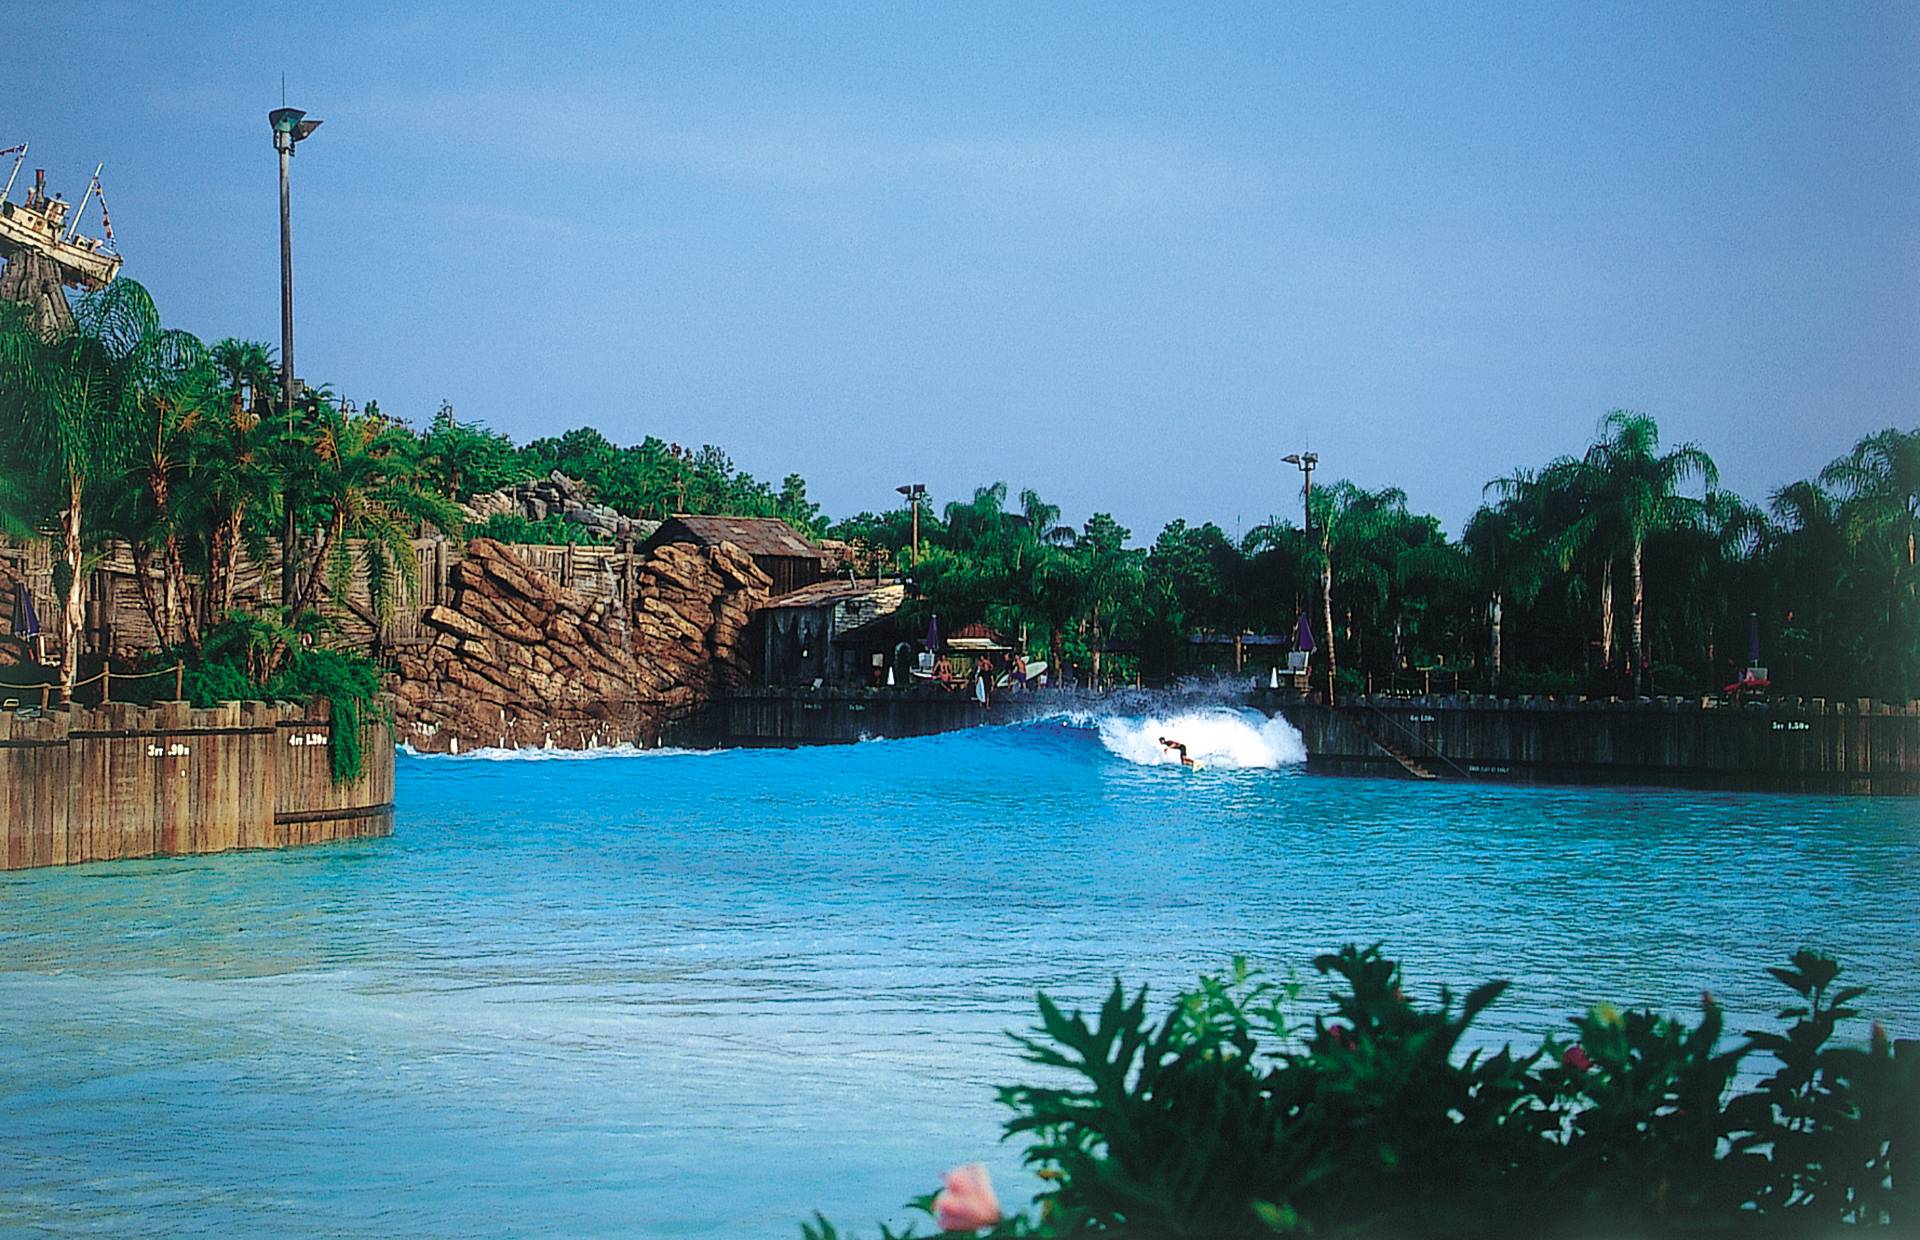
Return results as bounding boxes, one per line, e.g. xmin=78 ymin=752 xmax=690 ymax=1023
xmin=2 ymin=661 xmax=187 ymax=710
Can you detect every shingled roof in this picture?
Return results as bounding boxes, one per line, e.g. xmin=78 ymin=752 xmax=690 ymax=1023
xmin=640 ymin=515 xmax=830 ymax=561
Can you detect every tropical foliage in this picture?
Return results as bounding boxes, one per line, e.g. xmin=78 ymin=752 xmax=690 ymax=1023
xmin=2 ymin=279 xmax=1912 ymax=700
xmin=803 ymin=948 xmax=1914 ymax=1238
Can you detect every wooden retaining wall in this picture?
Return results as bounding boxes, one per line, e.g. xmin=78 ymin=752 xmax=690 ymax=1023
xmin=0 ymin=699 xmax=394 ymax=870
xmin=1264 ymin=693 xmax=1920 ymax=795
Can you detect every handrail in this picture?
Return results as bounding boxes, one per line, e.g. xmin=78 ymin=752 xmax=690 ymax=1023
xmin=1346 ymin=699 xmax=1475 ymax=781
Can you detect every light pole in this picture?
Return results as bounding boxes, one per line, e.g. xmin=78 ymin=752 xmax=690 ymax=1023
xmin=896 ymin=483 xmax=926 ymax=569
xmin=270 ymin=104 xmax=321 ymax=605
xmin=1281 ymin=451 xmax=1317 ymax=532
xmin=1283 ymin=451 xmax=1331 ymax=703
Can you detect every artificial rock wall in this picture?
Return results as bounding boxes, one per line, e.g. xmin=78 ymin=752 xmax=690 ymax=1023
xmin=390 ymin=537 xmax=769 ymax=751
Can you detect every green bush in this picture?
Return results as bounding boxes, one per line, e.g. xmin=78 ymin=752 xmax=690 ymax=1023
xmin=135 ymin=609 xmax=386 ymax=784
xmin=268 ymin=646 xmax=384 ymax=783
xmin=806 ymin=948 xmax=1913 ymax=1238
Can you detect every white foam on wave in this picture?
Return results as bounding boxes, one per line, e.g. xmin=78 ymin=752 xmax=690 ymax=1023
xmin=397 ymin=742 xmax=719 ymax=761
xmin=1094 ymin=707 xmax=1307 ymax=770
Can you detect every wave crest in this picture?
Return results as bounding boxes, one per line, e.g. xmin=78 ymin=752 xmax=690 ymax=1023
xmin=1094 ymin=708 xmax=1306 ymax=770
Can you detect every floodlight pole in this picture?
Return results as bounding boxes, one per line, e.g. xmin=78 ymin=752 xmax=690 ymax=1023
xmin=896 ymin=483 xmax=926 ymax=569
xmin=1283 ymin=451 xmax=1327 ymax=702
xmin=271 ymin=106 xmax=320 ymax=605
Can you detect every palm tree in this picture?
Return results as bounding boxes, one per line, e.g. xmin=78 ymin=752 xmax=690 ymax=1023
xmin=1074 ymin=513 xmax=1140 ymax=687
xmin=1469 ymin=470 xmax=1551 ymax=691
xmin=209 ymin=339 xmax=277 ymax=420
xmin=0 ymin=279 xmax=185 ymax=691
xmin=1304 ymin=482 xmax=1413 ymax=701
xmin=1550 ymin=412 xmax=1717 ymax=697
xmin=115 ymin=331 xmax=215 ymax=650
xmin=180 ymin=384 xmax=283 ymax=630
xmin=1822 ymin=428 xmax=1920 ymax=569
xmin=294 ymin=400 xmax=461 ymax=628
xmin=419 ymin=401 xmax=526 ymax=502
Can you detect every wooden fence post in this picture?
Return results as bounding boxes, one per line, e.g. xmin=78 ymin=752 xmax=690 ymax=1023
xmin=175 ymin=661 xmax=184 ymax=701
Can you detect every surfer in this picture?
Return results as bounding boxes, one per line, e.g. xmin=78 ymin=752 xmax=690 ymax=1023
xmin=1158 ymin=737 xmax=1195 ymax=768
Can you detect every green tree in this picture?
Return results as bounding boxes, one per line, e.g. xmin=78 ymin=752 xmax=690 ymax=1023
xmin=1074 ymin=513 xmax=1141 ymax=687
xmin=419 ymin=401 xmax=527 ymax=501
xmin=294 ymin=399 xmax=461 ymax=627
xmin=0 ymin=279 xmax=194 ymax=690
xmin=1820 ymin=428 xmax=1920 ymax=695
xmin=1466 ymin=472 xmax=1551 ymax=690
xmin=1550 ymin=412 xmax=1718 ymax=697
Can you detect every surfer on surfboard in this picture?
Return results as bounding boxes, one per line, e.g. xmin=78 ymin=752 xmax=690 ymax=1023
xmin=1158 ymin=737 xmax=1196 ymax=769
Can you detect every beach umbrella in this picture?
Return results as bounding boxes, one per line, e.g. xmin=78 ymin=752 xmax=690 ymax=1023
xmin=925 ymin=614 xmax=941 ymax=653
xmin=1292 ymin=612 xmax=1314 ymax=654
xmin=10 ymin=583 xmax=39 ymax=639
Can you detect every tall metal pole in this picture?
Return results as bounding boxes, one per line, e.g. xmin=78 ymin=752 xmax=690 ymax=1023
xmin=270 ymin=106 xmax=319 ymax=607
xmin=1283 ymin=452 xmax=1324 ymax=700
xmin=277 ymin=133 xmax=297 ymax=604
xmin=897 ymin=483 xmax=926 ymax=570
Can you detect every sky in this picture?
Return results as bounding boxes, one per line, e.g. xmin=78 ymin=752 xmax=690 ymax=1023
xmin=10 ymin=2 xmax=1917 ymax=539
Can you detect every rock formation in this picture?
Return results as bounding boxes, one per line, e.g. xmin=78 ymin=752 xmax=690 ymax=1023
xmin=390 ymin=537 xmax=768 ymax=751
xmin=462 ymin=471 xmax=658 ymax=544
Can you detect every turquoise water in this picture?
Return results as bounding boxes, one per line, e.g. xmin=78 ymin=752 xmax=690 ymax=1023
xmin=1 ymin=707 xmax=1915 ymax=1238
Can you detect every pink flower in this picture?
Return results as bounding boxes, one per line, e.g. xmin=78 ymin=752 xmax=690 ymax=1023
xmin=1562 ymin=1045 xmax=1593 ymax=1072
xmin=1325 ymin=1023 xmax=1356 ymax=1051
xmin=934 ymin=1163 xmax=1002 ymax=1233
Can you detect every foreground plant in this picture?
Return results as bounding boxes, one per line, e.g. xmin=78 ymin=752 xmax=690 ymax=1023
xmin=805 ymin=949 xmax=1913 ymax=1238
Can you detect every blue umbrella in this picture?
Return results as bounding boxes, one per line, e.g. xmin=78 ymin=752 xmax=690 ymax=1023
xmin=1292 ymin=612 xmax=1314 ymax=655
xmin=925 ymin=614 xmax=941 ymax=653
xmin=10 ymin=583 xmax=38 ymax=639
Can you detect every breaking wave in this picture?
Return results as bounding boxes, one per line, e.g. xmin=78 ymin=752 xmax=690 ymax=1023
xmin=1093 ymin=707 xmax=1306 ymax=770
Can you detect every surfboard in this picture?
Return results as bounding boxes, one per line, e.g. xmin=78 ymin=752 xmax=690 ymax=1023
xmin=996 ymin=660 xmax=1047 ymax=688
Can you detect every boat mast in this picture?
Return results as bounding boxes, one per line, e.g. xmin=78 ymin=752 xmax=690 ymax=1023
xmin=66 ymin=163 xmax=103 ymax=242
xmin=0 ymin=143 xmax=26 ymax=203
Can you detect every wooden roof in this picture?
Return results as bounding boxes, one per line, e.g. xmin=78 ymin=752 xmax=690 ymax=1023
xmin=762 ymin=578 xmax=905 ymax=609
xmin=641 ymin=515 xmax=830 ymax=561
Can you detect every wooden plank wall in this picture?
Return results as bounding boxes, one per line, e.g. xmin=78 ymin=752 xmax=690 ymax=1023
xmin=0 ymin=698 xmax=395 ymax=870
xmin=1271 ymin=695 xmax=1920 ymax=795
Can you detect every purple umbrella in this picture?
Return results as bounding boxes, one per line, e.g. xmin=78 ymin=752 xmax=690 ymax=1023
xmin=1292 ymin=612 xmax=1314 ymax=655
xmin=10 ymin=583 xmax=38 ymax=639
xmin=925 ymin=614 xmax=941 ymax=653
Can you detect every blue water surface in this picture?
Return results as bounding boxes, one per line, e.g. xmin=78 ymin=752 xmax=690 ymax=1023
xmin=0 ymin=711 xmax=1915 ymax=1237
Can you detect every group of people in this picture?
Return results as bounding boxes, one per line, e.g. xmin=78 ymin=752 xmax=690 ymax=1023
xmin=927 ymin=649 xmax=1031 ymax=706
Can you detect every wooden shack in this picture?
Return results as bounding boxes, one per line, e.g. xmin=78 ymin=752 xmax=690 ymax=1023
xmin=640 ymin=515 xmax=830 ymax=598
xmin=757 ymin=579 xmax=907 ymax=687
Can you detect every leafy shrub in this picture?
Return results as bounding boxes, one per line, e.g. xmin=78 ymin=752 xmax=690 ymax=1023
xmin=136 ymin=609 xmax=386 ymax=783
xmin=268 ymin=645 xmax=384 ymax=783
xmin=806 ymin=948 xmax=1914 ymax=1238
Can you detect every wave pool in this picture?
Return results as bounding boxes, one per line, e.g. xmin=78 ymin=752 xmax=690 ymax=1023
xmin=1 ymin=710 xmax=1914 ymax=1236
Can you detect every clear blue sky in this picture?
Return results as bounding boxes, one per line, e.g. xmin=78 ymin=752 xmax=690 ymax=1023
xmin=13 ymin=2 xmax=1917 ymax=538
